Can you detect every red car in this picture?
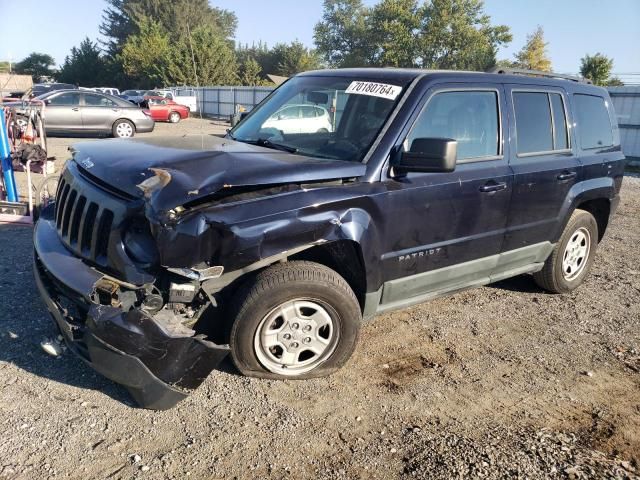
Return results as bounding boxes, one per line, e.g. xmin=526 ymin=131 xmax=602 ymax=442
xmin=145 ymin=96 xmax=190 ymax=123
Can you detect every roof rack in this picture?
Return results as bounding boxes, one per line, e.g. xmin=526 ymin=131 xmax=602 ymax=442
xmin=486 ymin=67 xmax=592 ymax=84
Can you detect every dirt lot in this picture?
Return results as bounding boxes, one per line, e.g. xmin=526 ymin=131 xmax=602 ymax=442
xmin=1 ymin=122 xmax=639 ymax=479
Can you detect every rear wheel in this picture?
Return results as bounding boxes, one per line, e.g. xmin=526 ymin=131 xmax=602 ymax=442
xmin=533 ymin=210 xmax=598 ymax=293
xmin=229 ymin=261 xmax=361 ymax=379
xmin=112 ymin=119 xmax=135 ymax=138
xmin=168 ymin=112 xmax=181 ymax=123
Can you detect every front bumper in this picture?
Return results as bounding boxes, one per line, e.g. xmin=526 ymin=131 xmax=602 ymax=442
xmin=33 ymin=207 xmax=229 ymax=409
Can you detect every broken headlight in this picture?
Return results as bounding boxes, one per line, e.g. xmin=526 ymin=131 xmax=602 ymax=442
xmin=123 ymin=223 xmax=159 ymax=267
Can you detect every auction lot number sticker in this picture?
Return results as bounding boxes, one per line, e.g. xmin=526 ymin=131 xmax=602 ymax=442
xmin=345 ymin=81 xmax=402 ymax=100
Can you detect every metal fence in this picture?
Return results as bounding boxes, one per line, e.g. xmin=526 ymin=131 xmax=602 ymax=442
xmin=608 ymin=86 xmax=640 ymax=163
xmin=168 ymin=86 xmax=275 ymax=118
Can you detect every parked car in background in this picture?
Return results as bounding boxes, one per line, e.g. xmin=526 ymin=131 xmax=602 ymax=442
xmin=29 ymin=83 xmax=78 ymax=99
xmin=146 ymin=96 xmax=190 ymax=123
xmin=143 ymin=89 xmax=198 ymax=113
xmin=31 ymin=89 xmax=153 ymax=137
xmin=93 ymin=87 xmax=121 ymax=96
xmin=262 ymin=104 xmax=333 ymax=134
xmin=119 ymin=89 xmax=145 ymax=105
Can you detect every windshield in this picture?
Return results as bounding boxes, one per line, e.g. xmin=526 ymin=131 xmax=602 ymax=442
xmin=230 ymin=75 xmax=406 ymax=162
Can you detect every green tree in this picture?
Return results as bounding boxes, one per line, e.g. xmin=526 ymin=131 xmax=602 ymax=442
xmin=369 ymin=0 xmax=421 ymax=67
xmin=270 ymin=41 xmax=322 ymax=76
xmin=513 ymin=26 xmax=551 ymax=72
xmin=417 ymin=0 xmax=512 ymax=71
xmin=57 ymin=38 xmax=107 ymax=86
xmin=120 ymin=17 xmax=171 ymax=86
xmin=314 ymin=0 xmax=511 ymax=71
xmin=14 ymin=52 xmax=56 ymax=82
xmin=100 ymin=0 xmax=237 ymax=56
xmin=580 ymin=53 xmax=621 ymax=86
xmin=237 ymin=41 xmax=275 ymax=76
xmin=166 ymin=24 xmax=238 ymax=86
xmin=239 ymin=57 xmax=263 ymax=86
xmin=314 ymin=0 xmax=374 ymax=67
xmin=0 ymin=61 xmax=11 ymax=73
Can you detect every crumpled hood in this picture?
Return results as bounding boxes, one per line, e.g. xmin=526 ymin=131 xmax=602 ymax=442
xmin=70 ymin=135 xmax=366 ymax=212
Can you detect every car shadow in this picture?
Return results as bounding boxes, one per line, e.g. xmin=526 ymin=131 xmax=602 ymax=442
xmin=0 ymin=224 xmax=134 ymax=406
xmin=488 ymin=274 xmax=547 ymax=294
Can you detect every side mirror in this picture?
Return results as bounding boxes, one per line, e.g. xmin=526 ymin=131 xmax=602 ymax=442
xmin=396 ymin=138 xmax=457 ymax=174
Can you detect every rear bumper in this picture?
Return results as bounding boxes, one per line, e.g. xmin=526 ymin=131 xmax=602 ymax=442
xmin=33 ymin=207 xmax=229 ymax=409
xmin=135 ymin=117 xmax=155 ymax=133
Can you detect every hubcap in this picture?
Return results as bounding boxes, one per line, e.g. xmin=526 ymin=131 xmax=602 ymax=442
xmin=254 ymin=299 xmax=338 ymax=376
xmin=170 ymin=113 xmax=180 ymax=123
xmin=562 ymin=227 xmax=591 ymax=280
xmin=116 ymin=122 xmax=133 ymax=137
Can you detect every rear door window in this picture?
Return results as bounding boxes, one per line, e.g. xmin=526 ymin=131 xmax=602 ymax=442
xmin=574 ymin=94 xmax=613 ymax=150
xmin=513 ymin=92 xmax=553 ymax=154
xmin=84 ymin=94 xmax=117 ymax=107
xmin=408 ymin=90 xmax=500 ymax=160
xmin=513 ymin=91 xmax=570 ymax=155
xmin=48 ymin=92 xmax=80 ymax=106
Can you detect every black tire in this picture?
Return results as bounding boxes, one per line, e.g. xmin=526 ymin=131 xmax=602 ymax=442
xmin=168 ymin=111 xmax=181 ymax=123
xmin=533 ymin=209 xmax=598 ymax=293
xmin=112 ymin=119 xmax=135 ymax=138
xmin=229 ymin=261 xmax=361 ymax=380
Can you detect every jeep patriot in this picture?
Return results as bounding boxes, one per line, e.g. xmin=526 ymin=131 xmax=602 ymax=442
xmin=33 ymin=68 xmax=624 ymax=409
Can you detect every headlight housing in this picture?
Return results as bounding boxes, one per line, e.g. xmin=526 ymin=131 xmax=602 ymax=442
xmin=123 ymin=223 xmax=159 ymax=267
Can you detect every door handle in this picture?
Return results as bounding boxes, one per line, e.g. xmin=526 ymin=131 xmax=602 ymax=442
xmin=557 ymin=171 xmax=577 ymax=181
xmin=479 ymin=181 xmax=507 ymax=193
xmin=72 ymin=107 xmax=79 ymax=111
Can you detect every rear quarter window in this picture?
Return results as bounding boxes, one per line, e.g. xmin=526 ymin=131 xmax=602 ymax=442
xmin=573 ymin=94 xmax=614 ymax=150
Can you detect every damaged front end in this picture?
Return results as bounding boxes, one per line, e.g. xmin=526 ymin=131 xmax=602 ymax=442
xmin=33 ymin=138 xmax=370 ymax=409
xmin=33 ymin=199 xmax=229 ymax=410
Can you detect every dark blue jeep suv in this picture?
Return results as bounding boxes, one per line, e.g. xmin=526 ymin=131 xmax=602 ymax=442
xmin=33 ymin=68 xmax=625 ymax=409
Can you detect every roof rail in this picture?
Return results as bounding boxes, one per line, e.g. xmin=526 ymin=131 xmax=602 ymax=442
xmin=486 ymin=67 xmax=592 ymax=84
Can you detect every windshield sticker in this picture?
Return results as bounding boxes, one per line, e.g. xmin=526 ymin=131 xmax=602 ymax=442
xmin=345 ymin=81 xmax=402 ymax=100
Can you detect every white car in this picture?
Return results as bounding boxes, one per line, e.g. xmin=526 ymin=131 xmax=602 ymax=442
xmin=263 ymin=104 xmax=333 ymax=134
xmin=93 ymin=87 xmax=121 ymax=96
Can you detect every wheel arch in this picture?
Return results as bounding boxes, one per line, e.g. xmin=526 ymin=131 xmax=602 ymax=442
xmin=288 ymin=240 xmax=367 ymax=311
xmin=556 ymin=178 xmax=615 ymax=243
xmin=575 ymin=198 xmax=611 ymax=242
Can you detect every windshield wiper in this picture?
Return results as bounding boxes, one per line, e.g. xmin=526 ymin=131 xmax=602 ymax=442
xmin=244 ymin=138 xmax=298 ymax=154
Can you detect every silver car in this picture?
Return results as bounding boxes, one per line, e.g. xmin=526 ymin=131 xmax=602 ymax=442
xmin=35 ymin=90 xmax=154 ymax=138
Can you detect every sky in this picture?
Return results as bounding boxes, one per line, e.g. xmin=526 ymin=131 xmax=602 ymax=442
xmin=1 ymin=0 xmax=639 ymax=77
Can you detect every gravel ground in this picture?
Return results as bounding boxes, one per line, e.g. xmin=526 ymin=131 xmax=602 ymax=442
xmin=1 ymin=127 xmax=639 ymax=479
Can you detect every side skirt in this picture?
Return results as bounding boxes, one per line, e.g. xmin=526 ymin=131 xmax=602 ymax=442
xmin=363 ymin=242 xmax=554 ymax=320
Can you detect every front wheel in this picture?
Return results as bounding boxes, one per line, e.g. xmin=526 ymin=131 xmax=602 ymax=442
xmin=112 ymin=119 xmax=135 ymax=138
xmin=168 ymin=112 xmax=181 ymax=123
xmin=533 ymin=210 xmax=598 ymax=293
xmin=229 ymin=261 xmax=361 ymax=379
